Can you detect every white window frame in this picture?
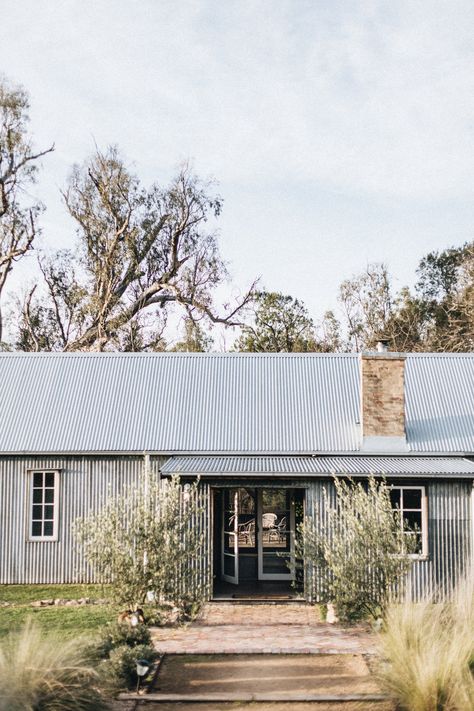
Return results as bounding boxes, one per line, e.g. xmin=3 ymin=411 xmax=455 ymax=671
xmin=28 ymin=470 xmax=60 ymax=542
xmin=390 ymin=485 xmax=428 ymax=559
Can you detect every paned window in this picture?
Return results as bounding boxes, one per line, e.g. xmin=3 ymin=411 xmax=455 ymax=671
xmin=29 ymin=471 xmax=60 ymax=540
xmin=389 ymin=486 xmax=427 ymax=556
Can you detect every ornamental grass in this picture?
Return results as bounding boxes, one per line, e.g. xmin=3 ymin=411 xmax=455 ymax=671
xmin=0 ymin=619 xmax=108 ymax=711
xmin=378 ymin=570 xmax=474 ymax=711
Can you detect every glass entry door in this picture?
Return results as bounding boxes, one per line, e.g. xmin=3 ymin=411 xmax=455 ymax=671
xmin=257 ymin=489 xmax=295 ymax=581
xmin=222 ymin=488 xmax=257 ymax=584
xmin=221 ymin=487 xmax=294 ymax=584
xmin=222 ymin=489 xmax=239 ymax=584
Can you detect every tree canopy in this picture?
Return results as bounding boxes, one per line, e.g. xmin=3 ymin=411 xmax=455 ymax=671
xmin=235 ymin=291 xmax=318 ymax=352
xmin=0 ymin=76 xmax=53 ymax=344
xmin=16 ymin=147 xmax=254 ymax=351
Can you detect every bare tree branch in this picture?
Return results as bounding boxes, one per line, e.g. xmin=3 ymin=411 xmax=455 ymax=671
xmin=20 ymin=147 xmax=255 ymax=351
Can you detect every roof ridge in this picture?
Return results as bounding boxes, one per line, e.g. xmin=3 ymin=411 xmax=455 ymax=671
xmin=0 ymin=351 xmax=357 ymax=358
xmin=0 ymin=351 xmax=473 ymax=358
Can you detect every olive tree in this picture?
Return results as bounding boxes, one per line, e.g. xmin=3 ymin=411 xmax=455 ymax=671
xmin=298 ymin=476 xmax=416 ymax=623
xmin=75 ymin=474 xmax=207 ymax=618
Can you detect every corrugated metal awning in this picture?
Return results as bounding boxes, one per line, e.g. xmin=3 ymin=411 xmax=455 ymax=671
xmin=160 ymin=455 xmax=474 ymax=478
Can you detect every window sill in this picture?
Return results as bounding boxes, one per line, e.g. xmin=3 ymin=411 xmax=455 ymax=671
xmin=27 ymin=537 xmax=59 ymax=543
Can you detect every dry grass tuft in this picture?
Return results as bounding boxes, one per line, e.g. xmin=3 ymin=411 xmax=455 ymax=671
xmin=378 ymin=571 xmax=474 ymax=711
xmin=0 ymin=618 xmax=108 ymax=711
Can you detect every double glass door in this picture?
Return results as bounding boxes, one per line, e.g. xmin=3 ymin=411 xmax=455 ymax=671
xmin=222 ymin=487 xmax=295 ymax=585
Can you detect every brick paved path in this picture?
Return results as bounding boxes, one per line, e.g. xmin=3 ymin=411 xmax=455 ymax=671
xmin=151 ymin=603 xmax=376 ymax=655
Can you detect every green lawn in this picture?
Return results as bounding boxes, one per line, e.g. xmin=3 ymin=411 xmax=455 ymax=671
xmin=0 ymin=584 xmax=117 ymax=639
xmin=0 ymin=583 xmax=110 ymax=605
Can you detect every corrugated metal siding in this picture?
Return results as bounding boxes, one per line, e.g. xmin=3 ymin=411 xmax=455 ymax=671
xmin=165 ymin=480 xmax=212 ymax=602
xmin=407 ymin=480 xmax=472 ymax=599
xmin=0 ymin=456 xmax=163 ymax=583
xmin=0 ymin=455 xmax=213 ymax=593
xmin=162 ymin=455 xmax=474 ymax=477
xmin=0 ymin=457 xmax=470 ymax=600
xmin=0 ymin=353 xmax=358 ymax=453
xmin=304 ymin=480 xmax=337 ymax=602
xmin=303 ymin=479 xmax=472 ymax=602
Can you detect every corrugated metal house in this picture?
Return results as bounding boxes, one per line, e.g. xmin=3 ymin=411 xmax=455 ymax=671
xmin=0 ymin=350 xmax=473 ymax=599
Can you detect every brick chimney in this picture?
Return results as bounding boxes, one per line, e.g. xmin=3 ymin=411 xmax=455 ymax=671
xmin=360 ymin=346 xmax=408 ymax=452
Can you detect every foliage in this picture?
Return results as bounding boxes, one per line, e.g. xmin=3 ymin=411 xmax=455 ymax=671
xmin=338 ymin=263 xmax=393 ymax=351
xmin=74 ymin=474 xmax=207 ymax=617
xmin=88 ymin=621 xmax=157 ymax=692
xmin=314 ymin=310 xmax=345 ymax=352
xmin=172 ymin=316 xmax=213 ymax=351
xmin=0 ymin=620 xmax=108 ymax=711
xmin=378 ymin=571 xmax=474 ymax=711
xmin=15 ymin=147 xmax=254 ymax=351
xmin=0 ymin=76 xmax=53 ymax=344
xmin=91 ymin=622 xmax=152 ymax=661
xmin=236 ymin=290 xmax=321 ymax=352
xmin=337 ymin=243 xmax=474 ymax=353
xmin=411 ymin=241 xmax=474 ymax=351
xmin=298 ymin=476 xmax=415 ymax=623
xmin=103 ymin=643 xmax=157 ymax=691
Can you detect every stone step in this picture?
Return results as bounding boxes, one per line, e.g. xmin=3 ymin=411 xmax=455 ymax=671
xmin=118 ymin=692 xmax=388 ymax=704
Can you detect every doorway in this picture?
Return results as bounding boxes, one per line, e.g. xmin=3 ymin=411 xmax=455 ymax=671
xmin=213 ymin=486 xmax=304 ymax=596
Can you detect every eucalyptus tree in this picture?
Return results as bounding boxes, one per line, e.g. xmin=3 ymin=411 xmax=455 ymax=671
xmin=338 ymin=263 xmax=393 ymax=351
xmin=338 ymin=245 xmax=474 ymax=353
xmin=412 ymin=241 xmax=474 ymax=351
xmin=236 ymin=290 xmax=319 ymax=352
xmin=384 ymin=242 xmax=474 ymax=352
xmin=0 ymin=76 xmax=53 ymax=343
xmin=18 ymin=147 xmax=254 ymax=351
xmin=172 ymin=317 xmax=213 ymax=352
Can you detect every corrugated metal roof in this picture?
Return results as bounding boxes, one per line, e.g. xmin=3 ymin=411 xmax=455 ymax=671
xmin=405 ymin=355 xmax=474 ymax=452
xmin=0 ymin=353 xmax=359 ymax=453
xmin=161 ymin=455 xmax=474 ymax=477
xmin=0 ymin=352 xmax=473 ymax=454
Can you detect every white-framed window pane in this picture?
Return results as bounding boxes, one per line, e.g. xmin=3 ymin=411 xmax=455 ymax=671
xmin=43 ymin=521 xmax=54 ymax=536
xmin=30 ymin=470 xmax=59 ymax=540
xmin=33 ymin=471 xmax=43 ymax=487
xmin=45 ymin=472 xmax=55 ymax=487
xmin=31 ymin=521 xmax=42 ymax=537
xmin=403 ymin=489 xmax=422 ymax=509
xmin=389 ymin=488 xmax=401 ymax=508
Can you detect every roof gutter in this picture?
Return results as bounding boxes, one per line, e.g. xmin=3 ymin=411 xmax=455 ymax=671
xmin=1 ymin=450 xmax=474 ymax=458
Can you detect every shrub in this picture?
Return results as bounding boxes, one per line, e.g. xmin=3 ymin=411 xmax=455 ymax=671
xmin=75 ymin=474 xmax=208 ymax=618
xmin=0 ymin=620 xmax=108 ymax=711
xmin=92 ymin=622 xmax=152 ymax=661
xmin=297 ymin=476 xmax=416 ymax=623
xmin=104 ymin=643 xmax=158 ymax=690
xmin=378 ymin=571 xmax=474 ymax=711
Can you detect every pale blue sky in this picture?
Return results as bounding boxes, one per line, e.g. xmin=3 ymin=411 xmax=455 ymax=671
xmin=1 ymin=0 xmax=474 ymax=341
